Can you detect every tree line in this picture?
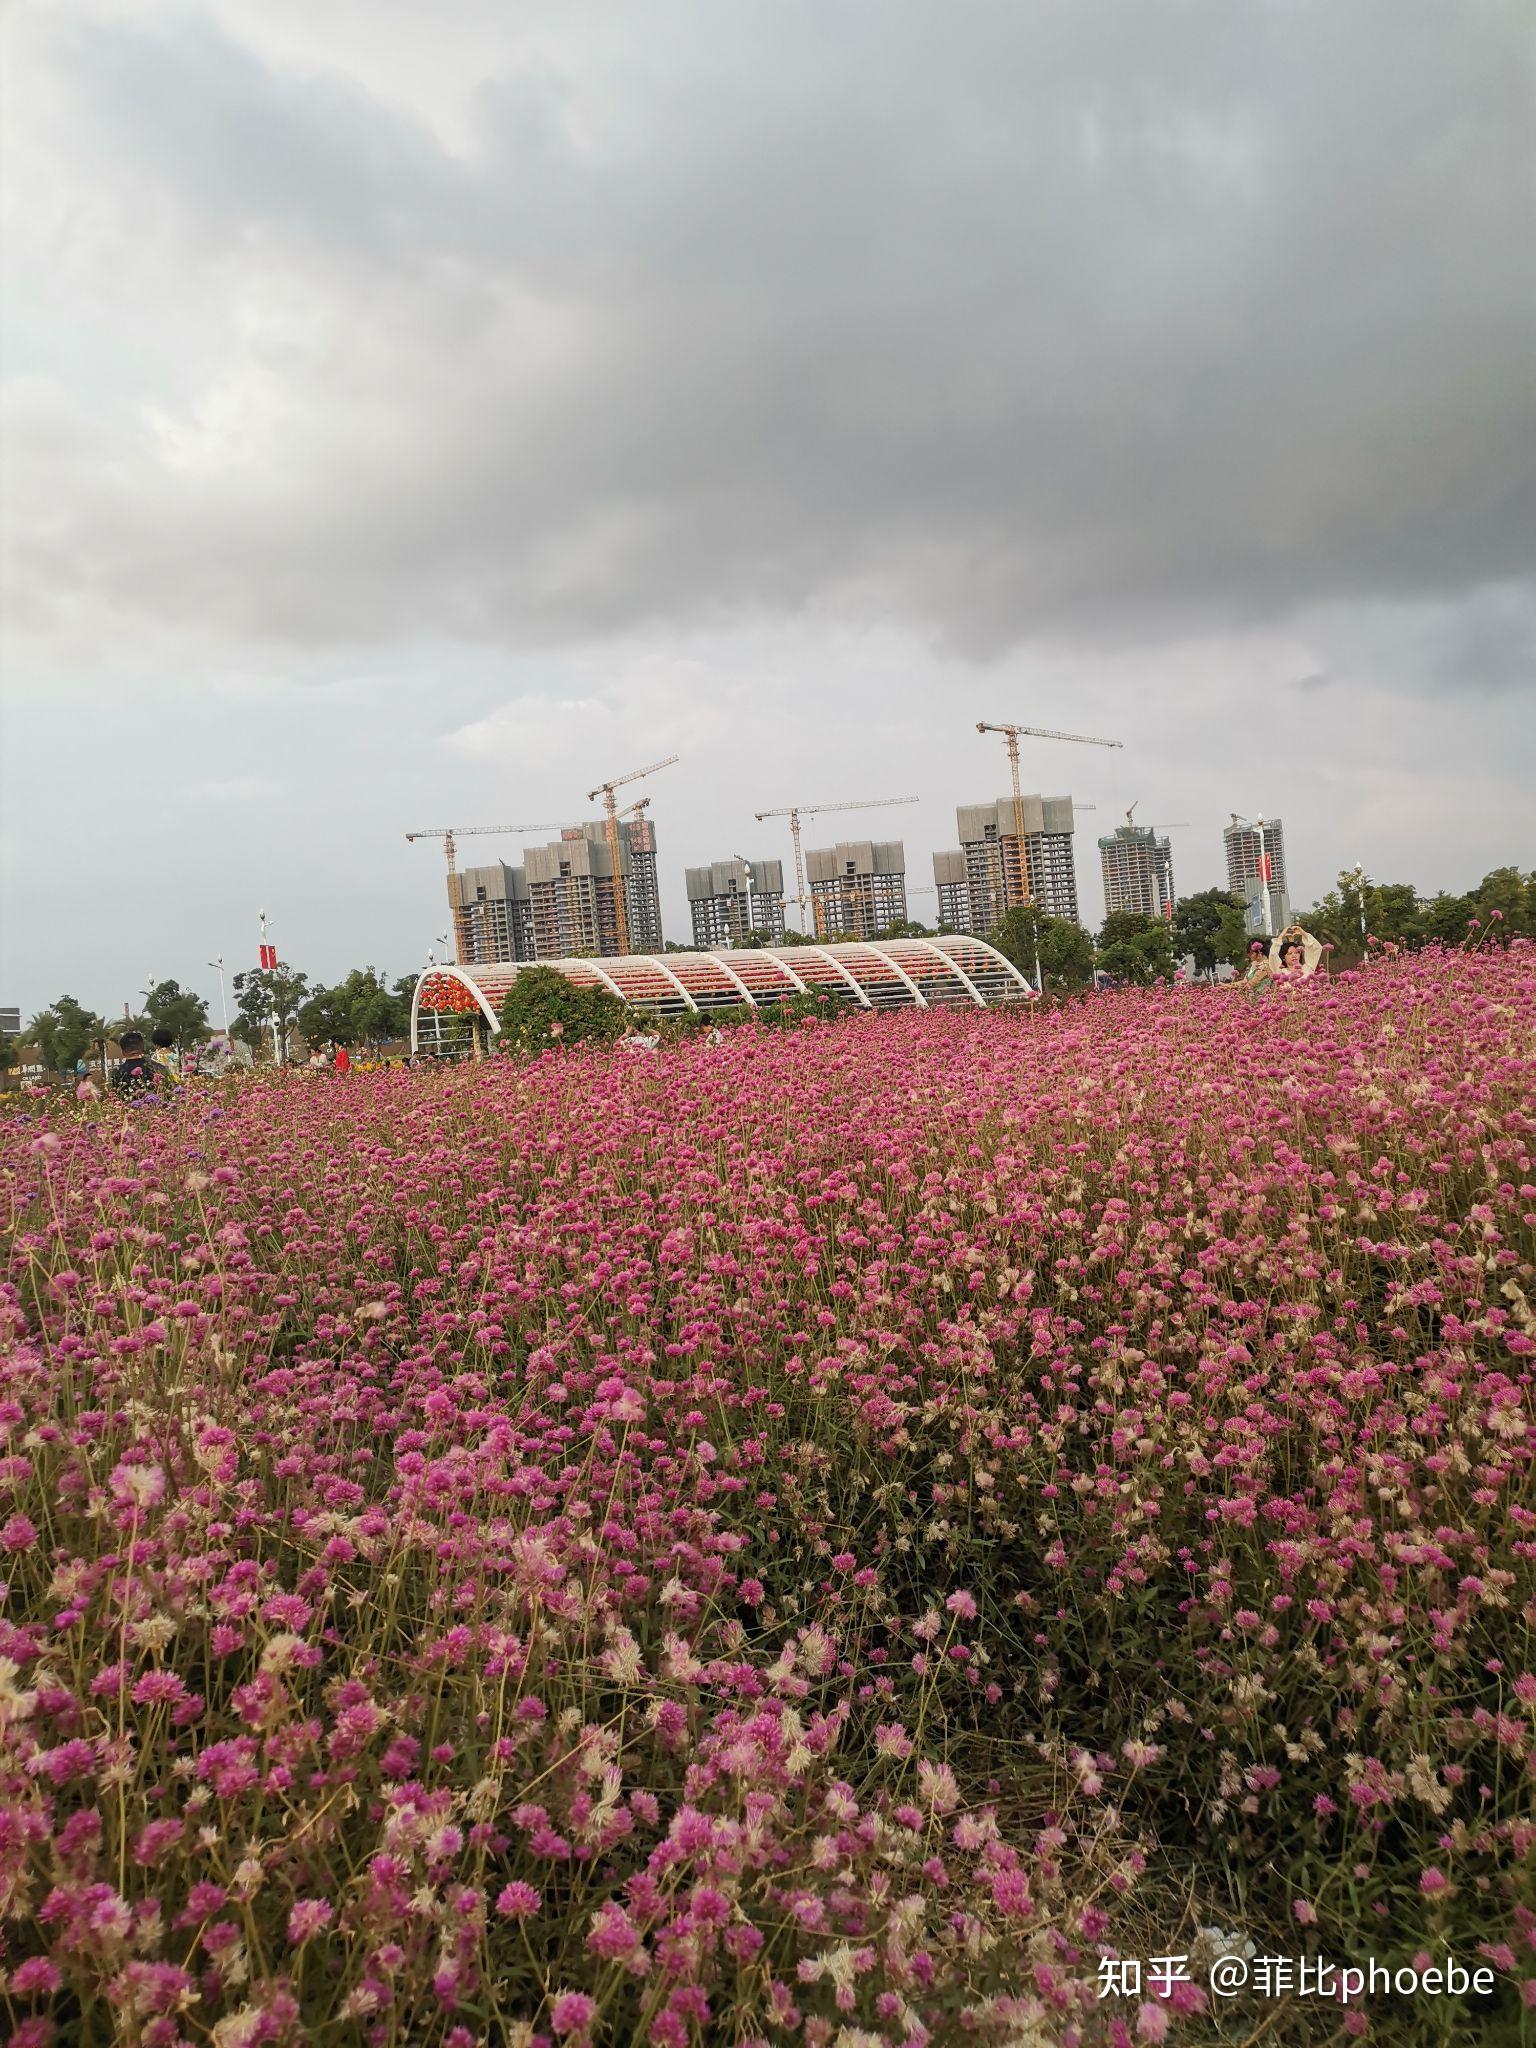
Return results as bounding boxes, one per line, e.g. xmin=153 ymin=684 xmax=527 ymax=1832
xmin=7 ymin=968 xmax=417 ymax=1074
xmin=5 ymin=865 xmax=1528 ymax=1071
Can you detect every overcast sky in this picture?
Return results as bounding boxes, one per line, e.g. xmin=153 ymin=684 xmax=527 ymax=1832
xmin=2 ymin=0 xmax=1533 ymax=1019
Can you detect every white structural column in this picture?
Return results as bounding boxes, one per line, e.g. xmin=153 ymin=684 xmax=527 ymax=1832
xmin=799 ymin=946 xmax=872 ymax=1007
xmin=634 ymin=956 xmax=700 ymax=1012
xmin=862 ymin=943 xmax=929 ymax=1007
xmin=907 ymin=936 xmax=985 ymax=1006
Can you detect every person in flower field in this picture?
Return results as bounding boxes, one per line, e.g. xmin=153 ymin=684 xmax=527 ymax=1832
xmin=1241 ymin=937 xmax=1277 ymax=998
xmin=1271 ymin=923 xmax=1323 ymax=979
xmin=109 ymin=1031 xmax=167 ymax=1100
xmin=333 ymin=1041 xmax=351 ymax=1074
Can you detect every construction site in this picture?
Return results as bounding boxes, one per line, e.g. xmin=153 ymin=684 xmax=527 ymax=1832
xmin=401 ymin=718 xmax=1243 ymax=1025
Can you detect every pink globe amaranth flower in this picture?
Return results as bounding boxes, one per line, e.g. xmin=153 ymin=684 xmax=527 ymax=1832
xmin=1419 ymin=1868 xmax=1450 ymax=1895
xmin=1293 ymin=1899 xmax=1318 ymax=1924
xmin=495 ymin=1881 xmax=541 ymax=1918
xmin=550 ymin=1990 xmax=597 ymax=2036
xmin=1137 ymin=1998 xmax=1170 ymax=2041
xmin=3 ymin=949 xmax=1534 ymax=2030
xmin=107 ymin=1460 xmax=166 ymax=1512
xmin=9 ymin=1957 xmax=62 ymax=1995
xmin=945 ymin=1589 xmax=978 ymax=1621
xmin=1 ymin=1513 xmax=38 ymax=1553
xmin=288 ymin=1898 xmax=334 ymax=1942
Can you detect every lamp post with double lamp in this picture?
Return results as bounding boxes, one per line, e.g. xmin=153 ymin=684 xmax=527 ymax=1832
xmin=1351 ymin=865 xmax=1368 ymax=957
xmin=732 ymin=856 xmax=756 ymax=943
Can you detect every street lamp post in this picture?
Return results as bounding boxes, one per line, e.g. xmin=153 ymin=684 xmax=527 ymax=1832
xmin=208 ymin=959 xmax=230 ymax=1035
xmin=1352 ymin=865 xmax=1368 ymax=954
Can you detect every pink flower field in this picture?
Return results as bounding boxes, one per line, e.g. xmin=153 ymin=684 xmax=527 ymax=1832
xmin=1 ymin=951 xmax=1534 ymax=2047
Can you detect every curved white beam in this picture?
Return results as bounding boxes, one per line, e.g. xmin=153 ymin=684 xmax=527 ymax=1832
xmin=934 ymin=933 xmax=1035 ymax=996
xmin=756 ymin=951 xmax=809 ymax=994
xmin=634 ymin=955 xmax=699 ymax=1012
xmin=698 ymin=953 xmax=761 ymax=1006
xmin=411 ymin=965 xmax=502 ymax=1054
xmin=862 ymin=943 xmax=929 ymax=1007
xmin=798 ymin=946 xmax=872 ymax=1007
xmin=906 ymin=935 xmax=985 ymax=1007
xmin=564 ymin=958 xmax=632 ymax=1005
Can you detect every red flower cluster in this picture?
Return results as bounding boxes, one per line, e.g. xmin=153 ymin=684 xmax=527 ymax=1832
xmin=417 ymin=972 xmax=480 ymax=1015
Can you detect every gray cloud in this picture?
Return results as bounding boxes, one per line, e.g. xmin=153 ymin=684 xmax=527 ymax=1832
xmin=4 ymin=0 xmax=1534 ymax=662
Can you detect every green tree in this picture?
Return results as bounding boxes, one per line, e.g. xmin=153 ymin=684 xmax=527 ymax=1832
xmin=145 ymin=979 xmax=211 ymax=1049
xmin=24 ymin=1010 xmax=62 ymax=1071
xmin=878 ymin=919 xmax=934 ymax=939
xmin=232 ymin=964 xmax=310 ymax=1059
xmin=298 ymin=969 xmax=404 ymax=1050
xmin=498 ymin=967 xmax=631 ymax=1055
xmin=38 ymin=996 xmax=110 ymax=1072
xmin=1095 ymin=911 xmax=1176 ymax=987
xmin=990 ymin=905 xmax=1094 ymax=993
xmin=1420 ymin=892 xmax=1476 ymax=945
xmin=1171 ymin=889 xmax=1244 ymax=978
xmin=1470 ymin=866 xmax=1535 ymax=941
xmin=1364 ymin=882 xmax=1424 ymax=948
xmin=0 ymin=1034 xmax=16 ymax=1072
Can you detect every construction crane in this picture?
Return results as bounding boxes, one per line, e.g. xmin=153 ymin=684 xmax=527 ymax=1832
xmin=405 ymin=821 xmax=575 ymax=965
xmin=587 ymin=755 xmax=679 ymax=956
xmin=753 ymin=796 xmax=918 ymax=936
xmin=976 ymin=721 xmax=1123 ymax=910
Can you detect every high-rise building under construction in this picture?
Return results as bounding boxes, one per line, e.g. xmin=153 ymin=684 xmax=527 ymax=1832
xmin=686 ymin=858 xmax=787 ymax=947
xmin=932 ymin=796 xmax=1079 ymax=934
xmin=447 ymin=819 xmax=662 ymax=963
xmin=450 ymin=863 xmax=535 ymax=965
xmin=1099 ymin=822 xmax=1175 ymax=920
xmin=525 ymin=820 xmax=662 ymax=960
xmin=806 ymin=840 xmax=908 ymax=940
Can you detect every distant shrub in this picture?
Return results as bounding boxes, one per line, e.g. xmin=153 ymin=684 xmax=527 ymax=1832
xmin=755 ymin=989 xmax=861 ymax=1029
xmin=497 ymin=966 xmax=631 ymax=1054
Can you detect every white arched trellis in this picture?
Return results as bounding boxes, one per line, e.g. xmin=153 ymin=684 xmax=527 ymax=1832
xmin=696 ymin=953 xmax=758 ymax=1005
xmin=903 ymin=936 xmax=985 ymax=1006
xmin=796 ymin=946 xmax=873 ymax=1007
xmin=410 ymin=964 xmax=503 ymax=1055
xmin=413 ymin=934 xmax=1039 ymax=1050
xmin=935 ymin=934 xmax=1036 ymax=996
xmin=571 ymin=959 xmax=633 ymax=1005
xmin=728 ymin=950 xmax=809 ymax=996
xmin=633 ymin=956 xmax=700 ymax=1012
xmin=860 ymin=943 xmax=929 ymax=1007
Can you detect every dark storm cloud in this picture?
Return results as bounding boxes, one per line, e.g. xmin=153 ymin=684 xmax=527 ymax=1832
xmin=4 ymin=0 xmax=1535 ymax=664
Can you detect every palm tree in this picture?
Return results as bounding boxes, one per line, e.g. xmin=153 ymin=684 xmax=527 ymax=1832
xmin=25 ymin=1010 xmax=61 ymax=1071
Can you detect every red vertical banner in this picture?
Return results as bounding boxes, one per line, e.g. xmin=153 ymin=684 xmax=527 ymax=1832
xmin=1259 ymin=853 xmax=1272 ymax=883
xmin=259 ymin=944 xmax=277 ymax=969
